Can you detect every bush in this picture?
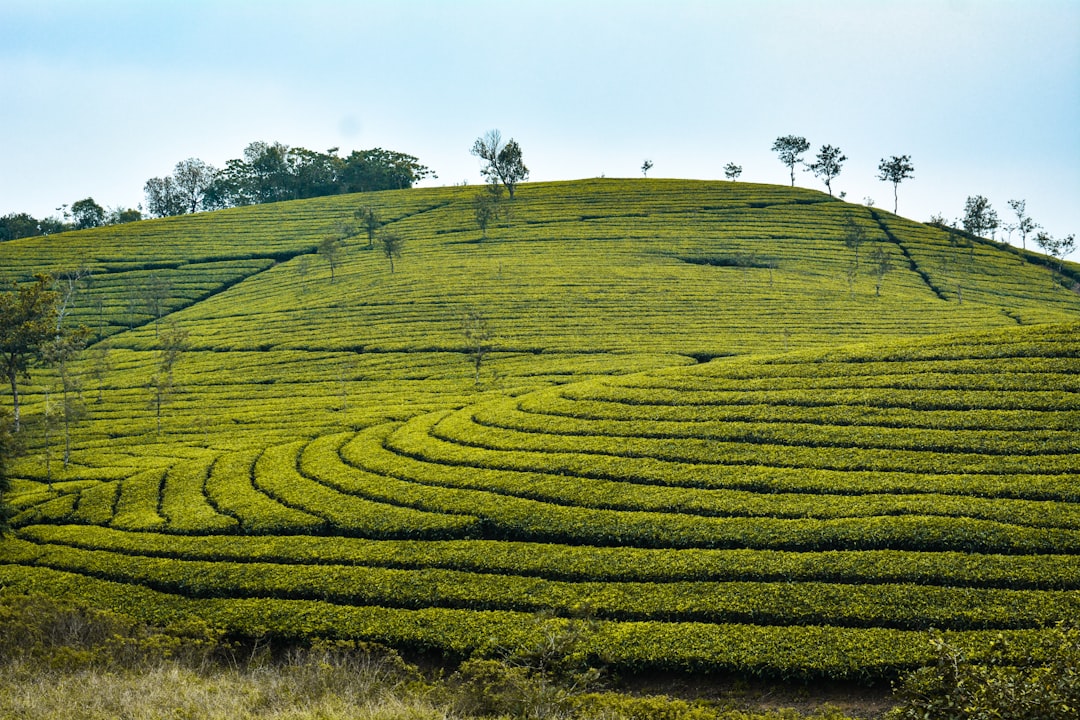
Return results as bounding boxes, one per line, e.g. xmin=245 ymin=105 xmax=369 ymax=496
xmin=887 ymin=624 xmax=1080 ymax=719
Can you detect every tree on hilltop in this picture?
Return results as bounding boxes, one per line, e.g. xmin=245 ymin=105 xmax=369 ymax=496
xmin=471 ymin=130 xmax=529 ymax=199
xmin=724 ymin=162 xmax=743 ymax=181
xmin=1007 ymin=199 xmax=1039 ymax=251
xmin=0 ymin=274 xmax=59 ymax=432
xmin=771 ymin=135 xmax=810 ymax=187
xmin=877 ymin=155 xmax=914 ymax=214
xmin=962 ymin=195 xmax=998 ymax=239
xmin=173 ymin=158 xmax=217 ymax=214
xmin=806 ymin=144 xmax=847 ymax=196
xmin=641 ymin=160 xmax=653 ymax=177
xmin=1036 ymin=232 xmax=1076 ymax=274
xmin=70 ymin=198 xmax=105 ymax=230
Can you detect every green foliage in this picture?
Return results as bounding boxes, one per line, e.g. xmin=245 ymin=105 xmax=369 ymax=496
xmin=887 ymin=624 xmax=1080 ymax=720
xmin=0 ymin=179 xmax=1077 ymax=688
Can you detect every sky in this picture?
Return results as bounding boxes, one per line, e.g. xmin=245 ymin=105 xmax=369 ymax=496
xmin=1 ymin=0 xmax=1078 ymax=254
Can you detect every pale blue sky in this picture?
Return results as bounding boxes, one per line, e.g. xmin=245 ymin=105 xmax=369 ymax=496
xmin=2 ymin=0 xmax=1077 ymax=253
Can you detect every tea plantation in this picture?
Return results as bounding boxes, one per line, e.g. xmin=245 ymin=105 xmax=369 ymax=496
xmin=1 ymin=178 xmax=1077 ymax=681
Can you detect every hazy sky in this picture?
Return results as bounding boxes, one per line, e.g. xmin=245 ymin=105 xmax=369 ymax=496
xmin=2 ymin=0 xmax=1078 ymax=253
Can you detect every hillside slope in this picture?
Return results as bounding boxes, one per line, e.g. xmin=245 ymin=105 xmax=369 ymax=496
xmin=1 ymin=179 xmax=1078 ymax=680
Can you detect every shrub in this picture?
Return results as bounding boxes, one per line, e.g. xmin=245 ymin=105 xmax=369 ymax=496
xmin=887 ymin=624 xmax=1080 ymax=719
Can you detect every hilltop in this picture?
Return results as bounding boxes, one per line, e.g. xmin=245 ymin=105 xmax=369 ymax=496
xmin=0 ymin=179 xmax=1078 ymax=712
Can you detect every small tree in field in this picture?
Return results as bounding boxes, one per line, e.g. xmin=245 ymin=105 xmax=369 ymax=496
xmin=641 ymin=159 xmax=653 ymax=177
xmin=355 ymin=206 xmax=381 ymax=250
xmin=377 ymin=230 xmax=404 ymax=273
xmin=0 ymin=274 xmax=59 ymax=432
xmin=43 ymin=326 xmax=90 ymax=468
xmin=842 ymin=214 xmax=867 ymax=294
xmin=462 ymin=309 xmax=494 ymax=389
xmin=148 ymin=322 xmax=188 ymax=436
xmin=318 ymin=236 xmax=343 ymax=283
xmin=772 ymin=135 xmax=810 ymax=186
xmin=871 ymin=245 xmax=895 ymax=297
xmin=724 ymin=162 xmax=743 ymax=181
xmin=806 ymin=144 xmax=846 ymax=196
xmin=877 ymin=155 xmax=914 ymax=214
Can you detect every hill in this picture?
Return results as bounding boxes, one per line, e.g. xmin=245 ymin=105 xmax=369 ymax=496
xmin=0 ymin=179 xmax=1078 ymax=683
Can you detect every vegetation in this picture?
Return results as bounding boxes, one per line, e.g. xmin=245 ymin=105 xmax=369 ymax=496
xmin=876 ymin=156 xmax=914 ymax=214
xmin=0 ymin=177 xmax=1078 ymax=716
xmin=772 ymin=135 xmax=810 ymax=186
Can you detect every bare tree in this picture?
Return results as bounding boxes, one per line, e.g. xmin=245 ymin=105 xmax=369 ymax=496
xmin=43 ymin=327 xmax=89 ymax=467
xmin=377 ymin=230 xmax=404 ymax=273
xmin=871 ymin=245 xmax=895 ymax=297
xmin=877 ymin=155 xmax=914 ymax=214
xmin=148 ymin=322 xmax=189 ymax=435
xmin=462 ymin=309 xmax=494 ymax=388
xmin=355 ymin=206 xmax=381 ymax=250
xmin=471 ymin=130 xmax=529 ymax=198
xmin=318 ymin=236 xmax=343 ymax=283
xmin=842 ymin=214 xmax=867 ymax=294
xmin=771 ymin=135 xmax=810 ymax=186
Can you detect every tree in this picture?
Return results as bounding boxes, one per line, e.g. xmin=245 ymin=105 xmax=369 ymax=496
xmin=962 ymin=195 xmax=998 ymax=238
xmin=870 ymin=245 xmax=895 ymax=297
xmin=724 ymin=162 xmax=743 ymax=181
xmin=0 ymin=213 xmax=44 ymax=241
xmin=1036 ymin=232 xmax=1077 ymax=273
xmin=377 ymin=230 xmax=404 ymax=273
xmin=144 ymin=176 xmax=187 ymax=218
xmin=355 ymin=206 xmax=381 ymax=250
xmin=70 ymin=198 xmax=105 ymax=230
xmin=140 ymin=274 xmax=172 ymax=336
xmin=107 ymin=207 xmax=142 ymax=225
xmin=42 ymin=327 xmax=89 ymax=468
xmin=147 ymin=322 xmax=188 ymax=435
xmin=806 ymin=144 xmax=847 ymax=196
xmin=173 ymin=158 xmax=217 ymax=213
xmin=877 ymin=155 xmax=914 ymax=214
xmin=318 ymin=236 xmax=343 ymax=283
xmin=462 ymin=309 xmax=494 ymax=388
xmin=471 ymin=130 xmax=529 ymax=199
xmin=842 ymin=214 xmax=867 ymax=294
xmin=1007 ymin=199 xmax=1039 ymax=251
xmin=0 ymin=274 xmax=59 ymax=432
xmin=641 ymin=160 xmax=653 ymax=177
xmin=0 ymin=406 xmax=19 ymax=534
xmin=771 ymin=135 xmax=810 ymax=186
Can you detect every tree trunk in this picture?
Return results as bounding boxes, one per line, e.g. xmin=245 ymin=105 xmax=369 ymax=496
xmin=7 ymin=363 xmax=19 ymax=433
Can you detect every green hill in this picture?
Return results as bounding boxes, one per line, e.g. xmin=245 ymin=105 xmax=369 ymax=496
xmin=1 ymin=178 xmax=1078 ymax=681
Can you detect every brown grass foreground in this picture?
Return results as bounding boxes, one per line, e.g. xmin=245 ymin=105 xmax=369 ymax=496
xmin=0 ymin=592 xmax=874 ymax=719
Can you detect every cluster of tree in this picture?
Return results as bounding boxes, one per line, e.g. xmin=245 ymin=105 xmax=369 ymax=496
xmin=144 ymin=142 xmax=436 ymax=218
xmin=1 ymin=202 xmax=142 ymax=241
xmin=772 ymin=135 xmax=914 ymax=212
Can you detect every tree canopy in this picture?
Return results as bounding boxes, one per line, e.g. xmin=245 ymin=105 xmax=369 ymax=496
xmin=0 ymin=274 xmax=60 ymax=431
xmin=471 ymin=130 xmax=529 ymax=198
xmin=145 ymin=142 xmax=436 ymax=217
xmin=771 ymin=135 xmax=810 ymax=186
xmin=878 ymin=155 xmax=915 ymax=213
